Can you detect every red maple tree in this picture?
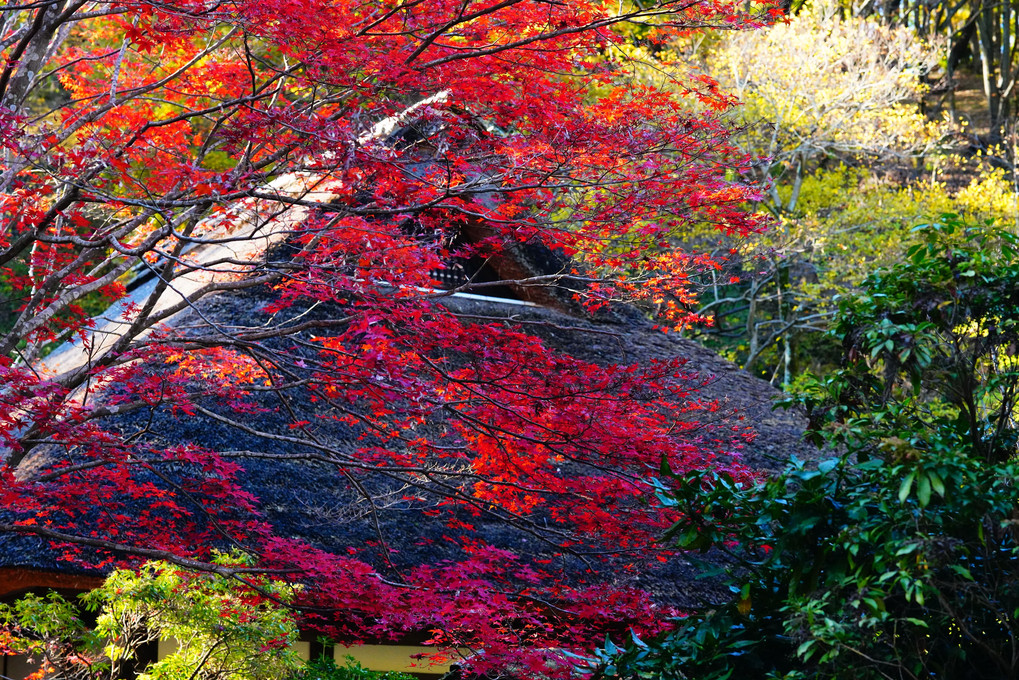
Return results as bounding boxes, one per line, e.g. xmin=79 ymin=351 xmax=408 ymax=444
xmin=1 ymin=0 xmax=772 ymax=674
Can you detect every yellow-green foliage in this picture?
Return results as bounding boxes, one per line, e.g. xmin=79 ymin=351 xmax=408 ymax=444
xmin=763 ymin=164 xmax=1016 ymax=314
xmin=90 ymin=555 xmax=302 ymax=680
xmin=955 ymin=165 xmax=1019 ymax=217
xmin=0 ymin=553 xmax=303 ymax=680
xmin=693 ymin=162 xmax=1018 ymax=380
xmin=0 ymin=592 xmax=91 ymax=659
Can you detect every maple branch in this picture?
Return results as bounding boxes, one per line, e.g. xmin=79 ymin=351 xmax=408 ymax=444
xmin=403 ymin=0 xmax=527 ymax=65
xmin=173 ymin=404 xmax=626 ymax=559
xmin=412 ymin=0 xmax=707 ymax=70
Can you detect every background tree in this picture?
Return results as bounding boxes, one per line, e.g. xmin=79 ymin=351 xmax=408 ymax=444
xmin=708 ymin=0 xmax=941 ymax=214
xmin=668 ymin=3 xmax=942 ymax=383
xmin=858 ymin=0 xmax=1017 ymax=145
xmin=657 ymin=0 xmax=1019 ymax=386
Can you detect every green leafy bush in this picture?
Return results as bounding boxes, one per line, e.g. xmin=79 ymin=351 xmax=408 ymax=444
xmin=599 ymin=450 xmax=1019 ymax=679
xmin=586 ymin=217 xmax=1019 ymax=679
xmin=810 ymin=215 xmax=1019 ymax=463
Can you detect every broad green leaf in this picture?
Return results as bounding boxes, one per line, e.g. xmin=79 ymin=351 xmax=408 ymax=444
xmin=898 ymin=472 xmax=915 ymax=504
xmin=917 ymin=474 xmax=931 ymax=508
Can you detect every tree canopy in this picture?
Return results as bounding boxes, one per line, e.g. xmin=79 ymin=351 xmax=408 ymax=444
xmin=0 ymin=0 xmax=776 ymax=674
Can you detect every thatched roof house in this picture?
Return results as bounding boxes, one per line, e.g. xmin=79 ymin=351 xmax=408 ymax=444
xmin=2 ymin=103 xmax=814 ymax=678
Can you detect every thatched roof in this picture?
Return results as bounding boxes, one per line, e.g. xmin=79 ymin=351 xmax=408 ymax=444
xmin=1 ymin=271 xmax=815 ymax=610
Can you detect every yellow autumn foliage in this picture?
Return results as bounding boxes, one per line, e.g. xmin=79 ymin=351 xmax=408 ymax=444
xmin=713 ymin=2 xmax=942 ymax=157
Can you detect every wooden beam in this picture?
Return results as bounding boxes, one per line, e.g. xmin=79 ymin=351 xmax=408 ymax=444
xmin=0 ymin=568 xmax=103 ymax=599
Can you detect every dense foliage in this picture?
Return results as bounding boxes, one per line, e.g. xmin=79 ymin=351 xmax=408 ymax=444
xmin=589 ymin=450 xmax=1019 ymax=679
xmin=588 ymin=217 xmax=1019 ymax=679
xmin=709 ymin=2 xmax=941 ymax=214
xmin=664 ymin=0 xmax=1019 ymax=385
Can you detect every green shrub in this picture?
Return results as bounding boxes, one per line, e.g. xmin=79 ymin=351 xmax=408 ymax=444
xmin=586 ymin=216 xmax=1019 ymax=679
